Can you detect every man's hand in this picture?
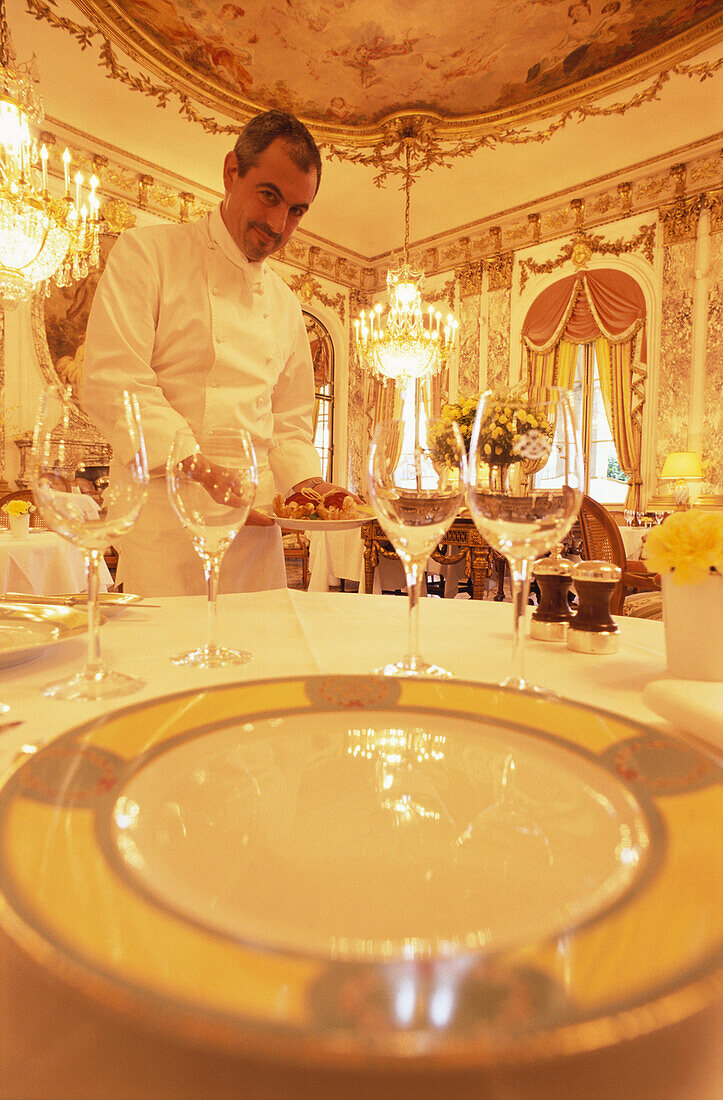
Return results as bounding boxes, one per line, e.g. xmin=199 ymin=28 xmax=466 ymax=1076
xmin=182 ymin=454 xmax=273 ymax=526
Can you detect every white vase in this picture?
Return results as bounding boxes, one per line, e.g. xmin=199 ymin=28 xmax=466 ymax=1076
xmin=8 ymin=513 xmax=30 ymax=539
xmin=662 ymin=573 xmax=723 ymax=681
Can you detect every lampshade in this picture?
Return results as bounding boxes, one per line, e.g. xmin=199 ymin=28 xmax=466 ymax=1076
xmin=660 ymin=452 xmax=702 ymax=480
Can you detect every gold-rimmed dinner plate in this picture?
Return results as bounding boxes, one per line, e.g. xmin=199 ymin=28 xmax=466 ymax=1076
xmin=0 ymin=602 xmax=90 ymax=669
xmin=0 ymin=592 xmax=143 ymax=611
xmin=0 ymin=676 xmax=719 ymax=1066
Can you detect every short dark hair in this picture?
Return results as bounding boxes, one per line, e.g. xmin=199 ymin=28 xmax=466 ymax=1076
xmin=234 ymin=111 xmax=322 ymax=195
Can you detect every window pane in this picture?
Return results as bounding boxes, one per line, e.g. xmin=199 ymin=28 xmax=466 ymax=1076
xmin=304 ymin=314 xmax=334 ymax=482
xmin=534 ymin=345 xmax=628 ymax=504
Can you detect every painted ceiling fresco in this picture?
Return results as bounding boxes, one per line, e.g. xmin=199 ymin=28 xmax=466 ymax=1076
xmin=76 ymin=0 xmax=723 ymax=132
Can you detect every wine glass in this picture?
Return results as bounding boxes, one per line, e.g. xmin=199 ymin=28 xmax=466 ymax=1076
xmin=30 ymin=388 xmax=149 ymax=700
xmin=368 ymin=417 xmax=467 ymax=677
xmin=467 ymin=387 xmax=583 ymax=692
xmin=167 ymin=427 xmax=257 ymax=668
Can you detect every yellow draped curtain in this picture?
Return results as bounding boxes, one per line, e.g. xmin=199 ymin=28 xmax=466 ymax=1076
xmin=521 ymin=270 xmax=647 ymax=510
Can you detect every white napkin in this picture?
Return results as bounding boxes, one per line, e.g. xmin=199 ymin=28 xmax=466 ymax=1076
xmin=643 ymin=679 xmax=723 ymax=753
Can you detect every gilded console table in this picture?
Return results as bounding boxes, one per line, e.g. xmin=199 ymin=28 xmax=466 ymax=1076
xmin=361 ymin=514 xmax=504 ymax=600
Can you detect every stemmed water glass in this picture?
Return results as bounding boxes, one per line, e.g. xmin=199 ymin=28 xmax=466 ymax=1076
xmin=368 ymin=417 xmax=467 ymax=677
xmin=30 ymin=388 xmax=149 ymax=700
xmin=467 ymin=387 xmax=583 ymax=692
xmin=167 ymin=427 xmax=257 ymax=668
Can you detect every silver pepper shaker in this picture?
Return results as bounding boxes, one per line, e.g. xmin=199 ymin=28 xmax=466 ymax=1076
xmin=567 ymin=561 xmax=622 ymax=654
xmin=530 ymin=557 xmax=574 ymax=642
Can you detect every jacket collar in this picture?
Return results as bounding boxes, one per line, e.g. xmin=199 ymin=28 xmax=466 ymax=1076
xmin=208 ymin=205 xmax=265 ymax=291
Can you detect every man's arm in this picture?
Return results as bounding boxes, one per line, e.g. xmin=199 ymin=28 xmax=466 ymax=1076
xmin=82 ymin=231 xmax=190 ymax=474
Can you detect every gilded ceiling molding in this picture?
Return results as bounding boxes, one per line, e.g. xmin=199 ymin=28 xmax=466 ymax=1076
xmin=659 ymin=194 xmax=706 ymax=244
xmin=24 ymin=0 xmax=723 ymax=187
xmin=284 ymin=272 xmax=346 ymax=324
xmin=518 ymin=224 xmax=657 ymax=294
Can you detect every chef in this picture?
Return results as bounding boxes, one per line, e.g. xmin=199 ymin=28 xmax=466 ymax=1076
xmin=83 ymin=111 xmax=349 ymax=596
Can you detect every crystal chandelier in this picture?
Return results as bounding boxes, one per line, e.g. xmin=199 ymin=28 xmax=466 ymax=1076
xmin=354 ymin=162 xmax=457 ymax=384
xmin=0 ymin=0 xmax=100 ymax=309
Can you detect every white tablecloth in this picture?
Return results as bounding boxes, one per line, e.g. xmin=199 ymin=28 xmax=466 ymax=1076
xmin=0 ymin=530 xmax=112 ymax=595
xmin=0 ymin=592 xmax=720 ymax=1099
xmin=618 ymin=525 xmax=646 ymax=559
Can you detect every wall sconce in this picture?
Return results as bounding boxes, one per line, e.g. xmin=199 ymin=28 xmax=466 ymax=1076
xmin=660 ymin=451 xmax=702 ymax=509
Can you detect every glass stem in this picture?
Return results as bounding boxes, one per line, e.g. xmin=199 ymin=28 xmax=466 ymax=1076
xmin=404 ymin=562 xmax=423 ymax=671
xmin=509 ymin=557 xmax=532 ymax=689
xmin=204 ymin=555 xmax=221 ymax=652
xmin=83 ymin=549 xmax=102 ymax=682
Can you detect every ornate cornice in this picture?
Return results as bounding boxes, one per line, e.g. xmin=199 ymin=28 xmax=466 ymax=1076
xmin=34 ymin=123 xmax=722 ymax=294
xmin=518 ymin=224 xmax=657 ymax=294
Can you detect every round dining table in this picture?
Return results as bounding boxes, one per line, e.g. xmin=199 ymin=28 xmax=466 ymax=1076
xmin=0 ymin=529 xmax=112 ymax=595
xmin=0 ymin=590 xmax=720 ymax=1099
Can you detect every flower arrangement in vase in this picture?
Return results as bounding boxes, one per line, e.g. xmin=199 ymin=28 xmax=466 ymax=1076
xmin=1 ymin=498 xmax=36 ymax=538
xmin=644 ymin=511 xmax=723 ymax=681
xmin=429 ymin=392 xmax=554 ymax=472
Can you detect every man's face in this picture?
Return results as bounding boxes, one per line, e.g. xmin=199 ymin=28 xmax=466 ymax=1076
xmin=221 ymin=139 xmax=318 ymax=262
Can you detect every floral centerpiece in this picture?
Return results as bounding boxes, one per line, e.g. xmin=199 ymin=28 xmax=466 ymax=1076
xmin=643 ymin=511 xmax=723 ymax=584
xmin=1 ymin=499 xmax=35 ymax=517
xmin=429 ymin=393 xmax=554 ymax=468
xmin=643 ymin=511 xmax=723 ymax=681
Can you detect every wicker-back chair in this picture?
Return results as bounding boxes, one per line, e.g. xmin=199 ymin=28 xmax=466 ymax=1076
xmin=577 ymin=495 xmax=660 ymax=614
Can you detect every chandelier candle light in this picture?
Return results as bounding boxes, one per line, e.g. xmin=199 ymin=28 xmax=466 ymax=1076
xmin=0 ymin=0 xmax=100 ymax=308
xmin=354 ymin=158 xmax=457 ymax=383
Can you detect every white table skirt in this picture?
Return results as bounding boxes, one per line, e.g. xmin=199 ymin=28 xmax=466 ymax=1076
xmin=618 ymin=525 xmax=646 ymax=559
xmin=0 ymin=530 xmax=112 ymax=595
xmin=308 ymin=528 xmax=364 ymax=590
xmin=0 ymin=591 xmax=719 ymax=1100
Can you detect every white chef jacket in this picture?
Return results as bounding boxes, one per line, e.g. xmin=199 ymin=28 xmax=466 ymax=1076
xmin=82 ymin=206 xmax=321 ymax=596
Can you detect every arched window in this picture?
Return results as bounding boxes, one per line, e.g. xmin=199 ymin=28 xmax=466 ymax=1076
xmin=303 ymin=312 xmax=334 ymax=482
xmin=521 ymin=269 xmax=647 ymax=510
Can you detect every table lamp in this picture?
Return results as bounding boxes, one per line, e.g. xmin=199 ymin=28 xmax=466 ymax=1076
xmin=660 ymin=451 xmax=702 ymax=509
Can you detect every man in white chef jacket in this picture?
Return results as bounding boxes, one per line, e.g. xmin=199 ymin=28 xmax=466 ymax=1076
xmin=83 ymin=111 xmax=347 ymax=596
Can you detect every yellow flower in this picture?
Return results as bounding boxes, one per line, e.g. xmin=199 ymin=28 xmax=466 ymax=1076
xmin=643 ymin=511 xmax=723 ymax=585
xmin=483 ymin=443 xmax=492 ymax=454
xmin=2 ymin=499 xmax=35 ymax=516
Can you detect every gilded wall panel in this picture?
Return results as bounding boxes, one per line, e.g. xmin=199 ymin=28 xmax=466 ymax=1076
xmin=487 ymin=289 xmax=511 ymax=393
xmin=457 ymin=295 xmax=480 ymax=399
xmin=346 ymin=345 xmax=367 ymax=492
xmin=656 ymin=240 xmax=695 ymax=478
xmin=704 ymin=231 xmax=723 ymax=494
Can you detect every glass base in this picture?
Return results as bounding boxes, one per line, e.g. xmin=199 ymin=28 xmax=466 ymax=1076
xmin=376 ymin=658 xmax=453 ymax=678
xmin=172 ymin=644 xmax=252 ymax=669
xmin=501 ymin=676 xmax=558 ymax=698
xmin=44 ymin=667 xmax=146 ymax=701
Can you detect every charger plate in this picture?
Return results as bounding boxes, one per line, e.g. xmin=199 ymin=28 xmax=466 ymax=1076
xmin=0 ymin=603 xmax=89 ymax=669
xmin=0 ymin=675 xmax=720 ymax=1066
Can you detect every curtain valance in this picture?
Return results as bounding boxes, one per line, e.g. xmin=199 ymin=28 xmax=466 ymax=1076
xmin=521 ymin=269 xmax=648 ymax=511
xmin=522 ymin=270 xmax=647 ymax=358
